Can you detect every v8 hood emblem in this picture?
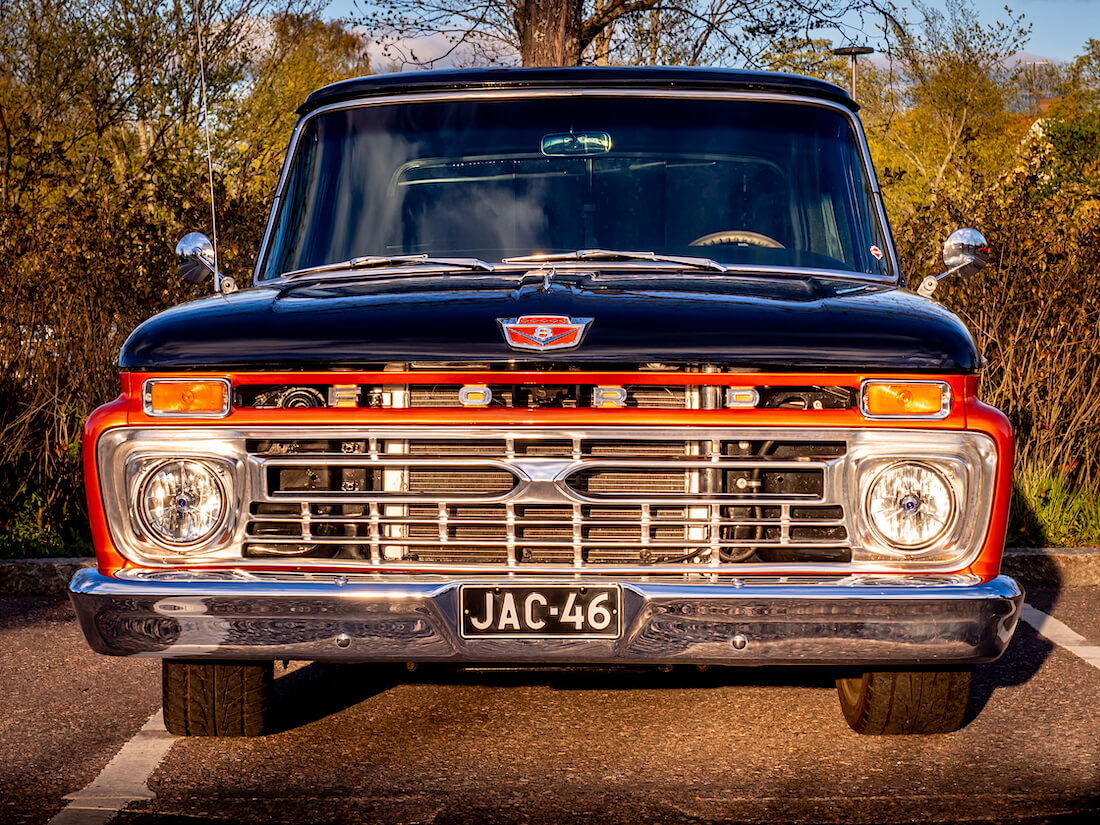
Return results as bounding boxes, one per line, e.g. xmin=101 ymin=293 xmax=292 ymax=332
xmin=497 ymin=315 xmax=593 ymax=351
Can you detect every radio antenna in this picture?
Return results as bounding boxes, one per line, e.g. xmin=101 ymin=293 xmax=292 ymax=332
xmin=196 ymin=13 xmax=221 ymax=289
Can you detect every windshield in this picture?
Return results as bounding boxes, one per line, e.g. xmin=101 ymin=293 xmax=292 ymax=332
xmin=260 ymin=95 xmax=890 ymax=280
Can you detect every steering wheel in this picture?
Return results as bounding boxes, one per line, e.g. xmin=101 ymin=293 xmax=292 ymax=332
xmin=689 ymin=230 xmax=785 ymax=249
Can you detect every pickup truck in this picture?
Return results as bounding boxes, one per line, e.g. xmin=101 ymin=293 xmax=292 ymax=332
xmin=69 ymin=67 xmax=1023 ymax=737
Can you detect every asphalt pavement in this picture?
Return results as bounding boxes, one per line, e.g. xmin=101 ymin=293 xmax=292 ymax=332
xmin=1 ymin=587 xmax=1098 ymax=825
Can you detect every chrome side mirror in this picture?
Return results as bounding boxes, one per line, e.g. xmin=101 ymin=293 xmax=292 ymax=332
xmin=176 ymin=233 xmax=215 ymax=283
xmin=942 ymin=228 xmax=990 ymax=276
xmin=175 ymin=232 xmax=237 ymax=294
xmin=918 ymin=228 xmax=989 ymax=298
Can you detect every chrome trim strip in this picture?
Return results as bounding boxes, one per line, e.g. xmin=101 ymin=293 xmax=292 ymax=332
xmin=262 ymin=260 xmax=894 ymax=288
xmin=251 ymin=88 xmax=901 ymax=287
xmin=69 ymin=568 xmax=1023 ymax=665
xmin=244 ymin=537 xmax=850 ymax=550
xmin=859 ymin=379 xmax=952 ymax=421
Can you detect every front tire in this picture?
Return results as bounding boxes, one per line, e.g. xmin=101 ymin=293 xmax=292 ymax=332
xmin=163 ymin=660 xmax=273 ymax=737
xmin=836 ymin=668 xmax=972 ymax=735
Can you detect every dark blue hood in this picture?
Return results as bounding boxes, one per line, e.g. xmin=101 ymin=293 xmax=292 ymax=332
xmin=119 ymin=274 xmax=979 ymax=373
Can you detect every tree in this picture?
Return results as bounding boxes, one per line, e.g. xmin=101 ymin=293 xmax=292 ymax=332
xmin=1054 ymin=38 xmax=1100 ymax=114
xmin=760 ymin=35 xmax=848 ymax=79
xmin=363 ymin=0 xmax=892 ymax=68
xmin=868 ymin=35 xmax=1100 ymax=543
xmin=0 ymin=0 xmax=368 ymax=554
xmin=222 ymin=12 xmax=371 ymax=198
xmin=863 ymin=0 xmax=1031 ymax=199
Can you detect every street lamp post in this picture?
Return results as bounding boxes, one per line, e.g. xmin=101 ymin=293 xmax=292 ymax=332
xmin=1024 ymin=60 xmax=1050 ymax=116
xmin=831 ymin=45 xmax=875 ymax=99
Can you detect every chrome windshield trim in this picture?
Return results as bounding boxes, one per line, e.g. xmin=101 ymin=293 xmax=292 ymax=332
xmin=251 ymin=88 xmax=902 ymax=288
xmin=264 ymin=261 xmax=894 ymax=292
xmin=503 ymin=249 xmax=729 ymax=271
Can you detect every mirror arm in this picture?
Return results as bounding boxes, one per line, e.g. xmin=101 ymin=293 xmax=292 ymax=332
xmin=214 ymin=270 xmax=238 ymax=295
xmin=917 ymin=259 xmax=973 ymax=299
xmin=186 ymin=256 xmax=238 ymax=295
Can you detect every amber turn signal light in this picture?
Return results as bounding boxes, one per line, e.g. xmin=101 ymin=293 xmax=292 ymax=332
xmin=861 ymin=381 xmax=949 ymax=419
xmin=143 ymin=379 xmax=230 ymax=417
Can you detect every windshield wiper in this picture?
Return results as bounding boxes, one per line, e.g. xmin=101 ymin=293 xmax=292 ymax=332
xmin=283 ymin=254 xmax=495 ymax=279
xmin=504 ymin=249 xmax=729 ymax=272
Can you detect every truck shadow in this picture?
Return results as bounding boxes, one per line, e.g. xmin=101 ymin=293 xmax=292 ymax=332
xmin=268 ymin=640 xmax=1046 ymax=733
xmin=269 ymin=662 xmax=403 ymax=733
xmin=267 ymin=660 xmax=842 ymax=734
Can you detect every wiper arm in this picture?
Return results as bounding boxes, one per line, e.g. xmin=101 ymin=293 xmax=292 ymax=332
xmin=504 ymin=249 xmax=729 ymax=272
xmin=283 ymin=254 xmax=495 ymax=279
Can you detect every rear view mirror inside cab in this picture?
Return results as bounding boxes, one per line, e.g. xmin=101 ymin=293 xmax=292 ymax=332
xmin=541 ymin=131 xmax=612 ymax=156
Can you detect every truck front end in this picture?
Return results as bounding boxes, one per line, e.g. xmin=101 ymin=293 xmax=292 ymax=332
xmin=70 ymin=68 xmax=1022 ymax=737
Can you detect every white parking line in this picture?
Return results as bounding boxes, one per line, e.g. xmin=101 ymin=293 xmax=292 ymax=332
xmin=48 ymin=710 xmax=175 ymax=825
xmin=1020 ymin=603 xmax=1100 ymax=670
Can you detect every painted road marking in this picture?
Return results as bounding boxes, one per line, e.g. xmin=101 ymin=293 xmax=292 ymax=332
xmin=1020 ymin=603 xmax=1100 ymax=670
xmin=48 ymin=709 xmax=175 ymax=825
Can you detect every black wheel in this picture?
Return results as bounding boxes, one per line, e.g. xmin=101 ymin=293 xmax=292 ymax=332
xmin=163 ymin=660 xmax=272 ymax=737
xmin=836 ymin=668 xmax=972 ymax=735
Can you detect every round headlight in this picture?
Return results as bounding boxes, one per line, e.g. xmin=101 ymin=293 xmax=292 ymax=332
xmin=138 ymin=459 xmax=226 ymax=547
xmin=865 ymin=461 xmax=956 ymax=551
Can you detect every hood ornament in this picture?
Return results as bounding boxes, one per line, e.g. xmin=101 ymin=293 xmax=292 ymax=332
xmin=497 ymin=315 xmax=593 ymax=351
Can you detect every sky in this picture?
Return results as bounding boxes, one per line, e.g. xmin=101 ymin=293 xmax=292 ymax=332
xmin=323 ymin=0 xmax=1099 ymax=67
xmin=990 ymin=0 xmax=1098 ymax=62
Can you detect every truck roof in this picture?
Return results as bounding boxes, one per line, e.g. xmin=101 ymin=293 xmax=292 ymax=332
xmin=297 ymin=66 xmax=856 ymax=115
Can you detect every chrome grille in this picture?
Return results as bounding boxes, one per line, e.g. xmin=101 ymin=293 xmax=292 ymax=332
xmin=244 ymin=430 xmax=849 ymax=569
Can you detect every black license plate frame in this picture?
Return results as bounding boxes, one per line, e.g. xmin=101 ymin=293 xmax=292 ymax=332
xmin=459 ymin=584 xmax=623 ymax=640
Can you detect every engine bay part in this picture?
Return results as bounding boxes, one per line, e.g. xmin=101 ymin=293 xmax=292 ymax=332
xmin=241 ymin=385 xmax=327 ymax=409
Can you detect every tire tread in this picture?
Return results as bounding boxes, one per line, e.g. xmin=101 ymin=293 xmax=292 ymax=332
xmin=163 ymin=660 xmax=271 ymax=737
xmin=837 ymin=668 xmax=972 ymax=735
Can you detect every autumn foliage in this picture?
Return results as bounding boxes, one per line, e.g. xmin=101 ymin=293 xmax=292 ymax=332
xmin=0 ymin=0 xmax=369 ymax=554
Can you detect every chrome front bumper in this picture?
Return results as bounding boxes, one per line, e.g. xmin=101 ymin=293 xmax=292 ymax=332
xmin=68 ymin=569 xmax=1023 ymax=666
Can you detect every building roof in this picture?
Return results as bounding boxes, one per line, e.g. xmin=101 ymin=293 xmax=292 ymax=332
xmin=297 ymin=66 xmax=856 ymax=115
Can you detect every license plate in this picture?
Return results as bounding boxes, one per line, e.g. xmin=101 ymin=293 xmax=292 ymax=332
xmin=459 ymin=585 xmax=622 ymax=639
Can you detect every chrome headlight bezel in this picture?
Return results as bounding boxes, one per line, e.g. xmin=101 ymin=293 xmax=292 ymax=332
xmin=132 ymin=458 xmax=231 ymax=552
xmin=862 ymin=460 xmax=959 ymax=553
xmin=101 ymin=432 xmax=248 ymax=562
xmin=846 ymin=431 xmax=996 ymax=564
